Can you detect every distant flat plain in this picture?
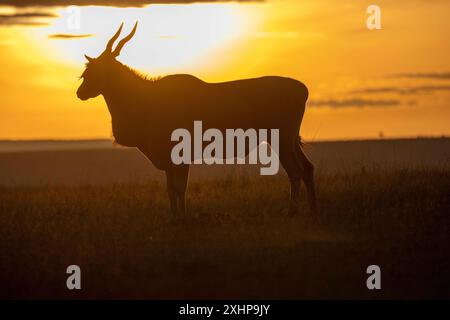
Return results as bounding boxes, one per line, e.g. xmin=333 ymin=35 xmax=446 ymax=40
xmin=0 ymin=138 xmax=448 ymax=186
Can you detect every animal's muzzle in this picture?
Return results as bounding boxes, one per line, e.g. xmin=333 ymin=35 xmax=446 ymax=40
xmin=76 ymin=89 xmax=88 ymax=101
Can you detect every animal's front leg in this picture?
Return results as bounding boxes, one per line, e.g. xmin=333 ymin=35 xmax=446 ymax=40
xmin=172 ymin=164 xmax=190 ymax=215
xmin=165 ymin=169 xmax=178 ymax=215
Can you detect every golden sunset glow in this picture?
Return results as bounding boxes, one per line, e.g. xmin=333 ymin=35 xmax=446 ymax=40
xmin=38 ymin=4 xmax=253 ymax=72
xmin=1 ymin=0 xmax=450 ymax=140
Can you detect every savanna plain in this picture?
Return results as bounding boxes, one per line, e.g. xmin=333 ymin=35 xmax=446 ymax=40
xmin=0 ymin=138 xmax=449 ymax=299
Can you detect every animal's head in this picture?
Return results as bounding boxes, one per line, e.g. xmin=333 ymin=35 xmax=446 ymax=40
xmin=77 ymin=22 xmax=138 ymax=101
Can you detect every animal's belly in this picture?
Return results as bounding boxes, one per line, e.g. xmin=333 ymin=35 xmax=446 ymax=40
xmin=137 ymin=141 xmax=172 ymax=171
xmin=180 ymin=90 xmax=304 ymax=130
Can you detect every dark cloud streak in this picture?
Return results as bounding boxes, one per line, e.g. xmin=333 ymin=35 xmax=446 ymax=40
xmin=0 ymin=11 xmax=57 ymax=26
xmin=2 ymin=0 xmax=262 ymax=7
xmin=390 ymin=72 xmax=450 ymax=80
xmin=0 ymin=20 xmax=48 ymax=26
xmin=1 ymin=1 xmax=262 ymax=25
xmin=49 ymin=34 xmax=93 ymax=39
xmin=309 ymin=98 xmax=401 ymax=108
xmin=0 ymin=12 xmax=57 ymax=18
xmin=350 ymin=85 xmax=450 ymax=95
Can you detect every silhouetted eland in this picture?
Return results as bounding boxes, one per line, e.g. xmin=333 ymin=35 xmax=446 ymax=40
xmin=77 ymin=22 xmax=317 ymax=216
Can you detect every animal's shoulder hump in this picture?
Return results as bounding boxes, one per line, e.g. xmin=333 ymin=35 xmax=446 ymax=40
xmin=160 ymin=74 xmax=205 ymax=83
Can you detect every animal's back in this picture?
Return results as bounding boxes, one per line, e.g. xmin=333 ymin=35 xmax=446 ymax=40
xmin=157 ymin=74 xmax=206 ymax=87
xmin=155 ymin=74 xmax=307 ymax=106
xmin=153 ymin=74 xmax=308 ymax=130
xmin=157 ymin=74 xmax=307 ymax=99
xmin=136 ymin=74 xmax=309 ymax=163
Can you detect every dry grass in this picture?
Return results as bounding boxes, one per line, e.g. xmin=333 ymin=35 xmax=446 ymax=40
xmin=0 ymin=167 xmax=449 ymax=299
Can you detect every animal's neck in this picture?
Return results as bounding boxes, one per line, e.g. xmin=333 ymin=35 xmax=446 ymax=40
xmin=99 ymin=62 xmax=154 ymax=147
xmin=101 ymin=63 xmax=149 ymax=116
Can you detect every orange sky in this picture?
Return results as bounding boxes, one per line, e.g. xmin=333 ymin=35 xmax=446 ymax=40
xmin=0 ymin=0 xmax=450 ymax=141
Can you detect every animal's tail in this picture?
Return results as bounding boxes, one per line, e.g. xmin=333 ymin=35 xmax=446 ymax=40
xmin=298 ymin=82 xmax=308 ymax=148
xmin=303 ymin=83 xmax=309 ymax=102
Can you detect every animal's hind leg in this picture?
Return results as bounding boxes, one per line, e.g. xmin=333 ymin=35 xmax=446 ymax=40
xmin=295 ymin=139 xmax=318 ymax=214
xmin=172 ymin=164 xmax=190 ymax=215
xmin=279 ymin=143 xmax=303 ymax=216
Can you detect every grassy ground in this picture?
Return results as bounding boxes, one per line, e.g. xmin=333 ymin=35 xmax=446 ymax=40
xmin=0 ymin=167 xmax=449 ymax=299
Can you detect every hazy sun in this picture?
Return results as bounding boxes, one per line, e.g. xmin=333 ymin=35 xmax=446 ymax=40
xmin=31 ymin=4 xmax=256 ymax=75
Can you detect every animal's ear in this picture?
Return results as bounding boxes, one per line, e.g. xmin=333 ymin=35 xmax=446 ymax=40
xmin=84 ymin=54 xmax=94 ymax=62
